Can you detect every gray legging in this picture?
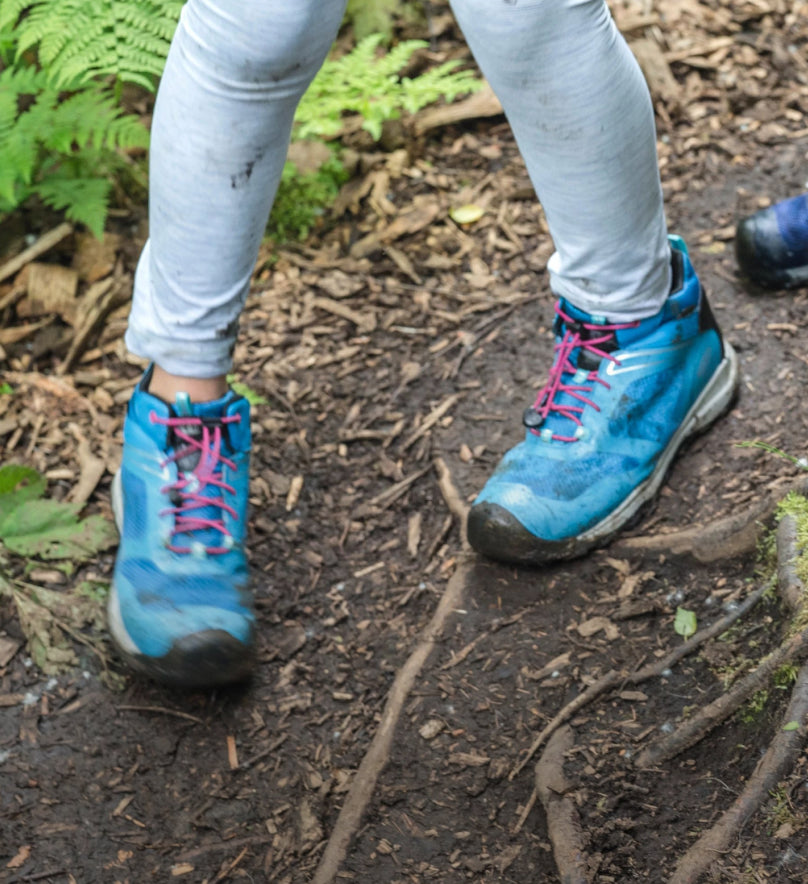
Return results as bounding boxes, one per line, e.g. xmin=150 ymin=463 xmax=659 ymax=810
xmin=127 ymin=0 xmax=671 ymax=378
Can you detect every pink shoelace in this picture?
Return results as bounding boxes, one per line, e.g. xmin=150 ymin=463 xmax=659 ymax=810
xmin=150 ymin=411 xmax=241 ymax=555
xmin=528 ymin=305 xmax=640 ymax=443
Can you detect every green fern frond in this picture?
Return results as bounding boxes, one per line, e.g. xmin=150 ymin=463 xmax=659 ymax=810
xmin=0 ymin=0 xmax=29 ymax=32
xmin=35 ymin=176 xmax=111 ymax=238
xmin=296 ymin=36 xmax=482 ymax=142
xmin=11 ymin=0 xmax=182 ymax=90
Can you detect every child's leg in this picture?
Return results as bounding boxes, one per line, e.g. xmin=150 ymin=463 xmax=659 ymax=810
xmin=450 ymin=0 xmax=670 ymax=321
xmin=452 ymin=0 xmax=738 ymax=563
xmin=113 ymin=0 xmax=346 ymax=687
xmin=126 ymin=0 xmax=348 ymax=388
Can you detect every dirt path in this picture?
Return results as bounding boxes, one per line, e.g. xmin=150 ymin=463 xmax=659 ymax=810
xmin=3 ymin=3 xmax=808 ymax=882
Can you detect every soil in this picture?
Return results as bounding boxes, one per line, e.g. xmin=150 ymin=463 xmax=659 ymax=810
xmin=3 ymin=2 xmax=808 ymax=883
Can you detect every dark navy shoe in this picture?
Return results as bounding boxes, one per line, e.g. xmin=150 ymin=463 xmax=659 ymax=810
xmin=109 ymin=368 xmax=254 ymax=688
xmin=736 ymin=192 xmax=808 ymax=289
xmin=468 ymin=236 xmax=739 ymax=565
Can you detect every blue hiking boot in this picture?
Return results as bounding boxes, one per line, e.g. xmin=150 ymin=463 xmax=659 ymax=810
xmin=109 ymin=368 xmax=254 ymax=687
xmin=735 ymin=192 xmax=808 ymax=289
xmin=467 ymin=236 xmax=739 ymax=565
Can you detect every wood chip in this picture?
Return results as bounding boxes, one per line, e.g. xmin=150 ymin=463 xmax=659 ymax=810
xmin=576 ymin=616 xmax=619 ymax=641
xmin=17 ymin=263 xmax=79 ymax=324
xmin=285 ymin=475 xmax=304 ymax=512
xmin=0 ymin=637 xmax=21 ymax=668
xmin=226 ymin=735 xmax=239 ymax=770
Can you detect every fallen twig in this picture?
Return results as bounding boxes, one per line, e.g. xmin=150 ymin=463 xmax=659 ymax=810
xmin=511 ymin=581 xmax=770 ymax=779
xmin=400 ymin=393 xmax=462 ymax=453
xmin=534 ymin=726 xmax=591 ymax=884
xmin=0 ymin=222 xmax=73 ymax=284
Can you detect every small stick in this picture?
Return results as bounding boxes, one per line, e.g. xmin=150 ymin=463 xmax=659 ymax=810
xmin=0 ymin=222 xmax=73 ymax=283
xmin=511 ymin=783 xmax=539 ymax=836
xmin=400 ymin=393 xmax=462 ymax=452
xmin=668 ymin=662 xmax=808 ymax=884
xmin=511 ymin=581 xmax=770 ymax=779
xmin=117 ymin=705 xmax=204 ymax=724
xmin=535 ymin=726 xmax=591 ymax=884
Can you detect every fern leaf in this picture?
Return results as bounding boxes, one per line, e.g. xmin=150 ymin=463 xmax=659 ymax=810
xmin=0 ymin=0 xmax=29 ymax=32
xmin=11 ymin=0 xmax=182 ymax=89
xmin=35 ymin=177 xmax=110 ymax=239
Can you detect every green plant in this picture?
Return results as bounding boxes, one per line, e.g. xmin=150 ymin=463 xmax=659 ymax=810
xmin=0 ymin=0 xmax=182 ymax=91
xmin=774 ymin=662 xmax=799 ymax=689
xmin=226 ymin=375 xmax=269 ymax=406
xmin=346 ymin=0 xmax=399 ymax=41
xmin=268 ymin=154 xmax=350 ymax=241
xmin=740 ymin=688 xmax=769 ymax=723
xmin=295 ymin=34 xmax=482 ymax=141
xmin=1 ymin=6 xmax=481 ymax=238
xmin=0 ymin=63 xmax=150 ymax=235
xmin=0 ymin=0 xmax=179 ymax=235
xmin=0 ymin=464 xmax=118 ymax=677
xmin=0 ymin=464 xmax=116 ymax=560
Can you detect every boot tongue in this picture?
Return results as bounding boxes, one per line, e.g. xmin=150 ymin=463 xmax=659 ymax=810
xmin=171 ymin=391 xmax=238 ymax=470
xmin=173 ymin=393 xmax=203 ymax=472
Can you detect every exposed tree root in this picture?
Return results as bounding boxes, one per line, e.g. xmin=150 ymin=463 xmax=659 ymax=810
xmin=511 ymin=580 xmax=770 ymax=779
xmin=777 ymin=513 xmax=806 ymax=613
xmin=433 ymin=456 xmax=470 ymax=548
xmin=639 ymin=512 xmax=808 ymax=769
xmin=647 ymin=504 xmax=808 ymax=883
xmin=311 ymin=459 xmax=471 ymax=884
xmin=667 ymin=662 xmax=808 ymax=884
xmin=311 ymin=561 xmax=469 ymax=884
xmin=611 ymin=476 xmax=808 ymax=563
xmin=534 ymin=726 xmax=591 ymax=884
xmin=636 ymin=626 xmax=808 ymax=768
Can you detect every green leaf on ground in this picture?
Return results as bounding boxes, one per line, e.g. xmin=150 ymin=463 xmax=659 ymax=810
xmin=674 ymin=607 xmax=698 ymax=639
xmin=782 ymin=721 xmax=801 ymax=732
xmin=0 ymin=464 xmax=116 ymax=560
xmin=0 ymin=465 xmax=47 ymax=521
xmin=227 ymin=377 xmax=268 ymax=406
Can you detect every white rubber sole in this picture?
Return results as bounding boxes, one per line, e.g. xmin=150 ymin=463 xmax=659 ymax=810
xmin=108 ymin=470 xmax=140 ymax=656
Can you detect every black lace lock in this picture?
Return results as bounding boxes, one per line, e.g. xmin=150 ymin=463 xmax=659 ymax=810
xmin=522 ymin=407 xmax=544 ymax=429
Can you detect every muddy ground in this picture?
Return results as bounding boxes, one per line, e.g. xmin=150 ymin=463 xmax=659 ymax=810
xmin=3 ymin=2 xmax=808 ymax=882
